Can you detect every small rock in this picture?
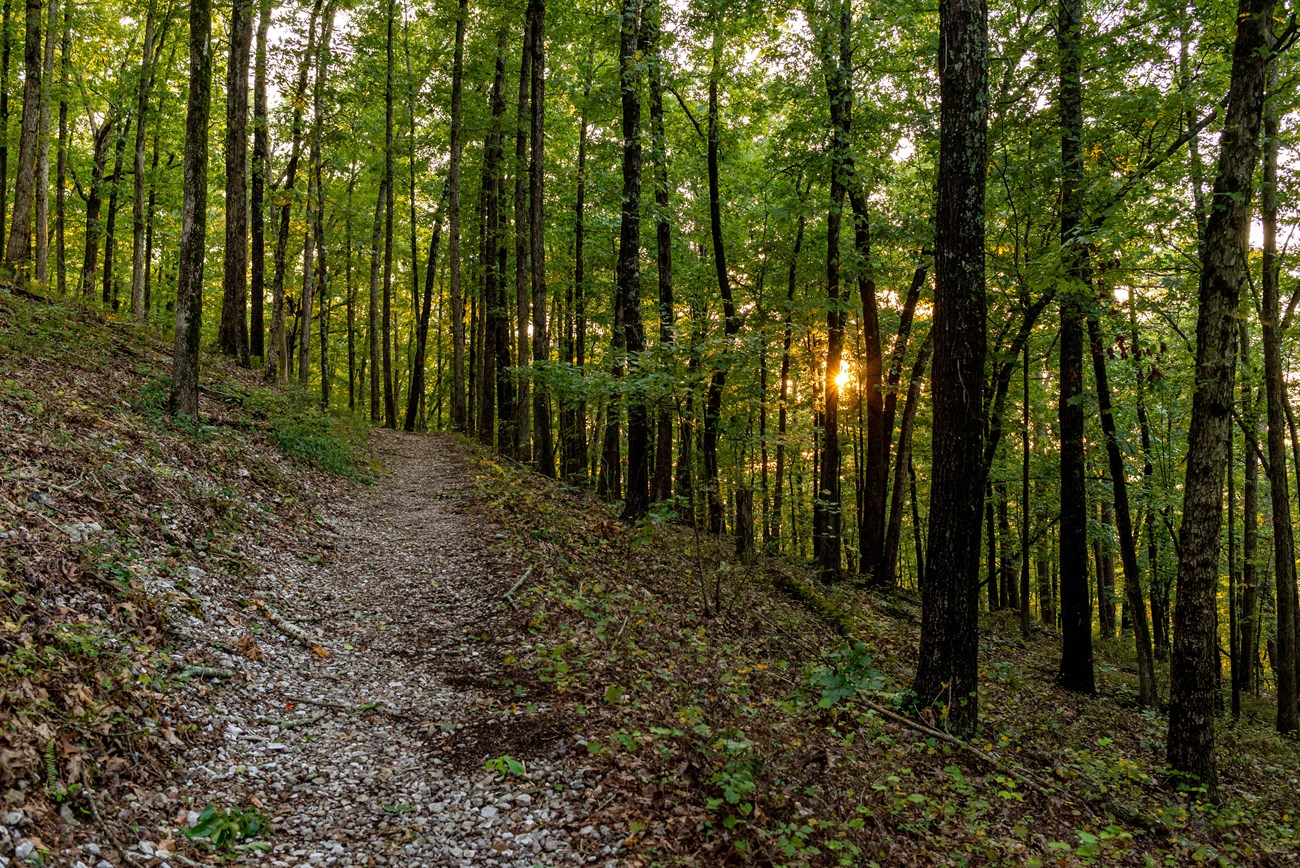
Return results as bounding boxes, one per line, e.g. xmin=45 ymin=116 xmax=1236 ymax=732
xmin=15 ymin=839 xmax=38 ymax=863
xmin=138 ymin=840 xmax=155 ymax=856
xmin=479 ymin=805 xmax=498 ymax=820
xmin=3 ymin=809 xmax=23 ymax=825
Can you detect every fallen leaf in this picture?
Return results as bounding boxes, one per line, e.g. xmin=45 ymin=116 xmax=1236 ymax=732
xmin=310 ymin=644 xmax=332 ymax=658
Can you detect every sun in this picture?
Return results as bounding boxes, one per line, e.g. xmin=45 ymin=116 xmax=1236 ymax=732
xmin=834 ymin=364 xmax=853 ymax=391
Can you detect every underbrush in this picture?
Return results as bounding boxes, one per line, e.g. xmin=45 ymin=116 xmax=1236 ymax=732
xmin=471 ymin=448 xmax=1300 ymax=866
xmin=0 ymin=297 xmax=368 ymax=861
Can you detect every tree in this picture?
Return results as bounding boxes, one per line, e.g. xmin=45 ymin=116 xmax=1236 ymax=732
xmin=617 ymin=0 xmax=646 ymax=518
xmin=529 ymin=0 xmax=554 ymax=476
xmin=32 ymin=0 xmax=54 ymax=287
xmin=1056 ymin=0 xmax=1094 ymax=695
xmin=911 ymin=0 xmax=987 ymax=735
xmin=129 ymin=0 xmax=160 ymax=318
xmin=249 ymin=0 xmax=270 ymax=357
xmin=5 ymin=0 xmax=42 ymax=276
xmin=447 ymin=0 xmax=467 ymax=431
xmin=219 ymin=0 xmax=253 ymax=362
xmin=1166 ymin=0 xmax=1274 ymax=795
xmin=169 ymin=0 xmax=211 ymax=417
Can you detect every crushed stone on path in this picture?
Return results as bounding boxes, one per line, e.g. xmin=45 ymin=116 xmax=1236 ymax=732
xmin=162 ymin=431 xmax=623 ymax=867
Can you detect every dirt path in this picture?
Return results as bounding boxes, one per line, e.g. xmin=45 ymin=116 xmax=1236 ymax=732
xmin=163 ymin=432 xmax=619 ymax=867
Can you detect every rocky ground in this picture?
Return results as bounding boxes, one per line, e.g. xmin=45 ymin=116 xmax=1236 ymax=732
xmin=4 ymin=430 xmax=622 ymax=867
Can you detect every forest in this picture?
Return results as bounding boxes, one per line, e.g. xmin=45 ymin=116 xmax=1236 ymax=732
xmin=0 ymin=0 xmax=1299 ymax=861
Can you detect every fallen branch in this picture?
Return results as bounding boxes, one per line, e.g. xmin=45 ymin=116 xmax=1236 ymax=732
xmin=179 ymin=665 xmax=234 ymax=681
xmin=503 ymin=567 xmax=532 ymax=610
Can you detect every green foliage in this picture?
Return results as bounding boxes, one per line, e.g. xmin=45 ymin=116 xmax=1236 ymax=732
xmin=484 ymin=754 xmax=527 ymax=777
xmin=804 ymin=641 xmax=884 ymax=709
xmin=183 ymin=805 xmax=270 ymax=853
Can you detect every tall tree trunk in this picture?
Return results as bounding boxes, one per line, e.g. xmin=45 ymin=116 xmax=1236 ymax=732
xmin=4 ymin=0 xmax=41 ymax=275
xmin=702 ymin=37 xmax=737 ymax=534
xmin=368 ymin=177 xmax=385 ymax=422
xmin=102 ymin=116 xmax=130 ymax=309
xmin=249 ymin=0 xmax=270 ymax=357
xmin=1259 ymin=50 xmax=1295 ymax=736
xmin=52 ymin=0 xmax=66 ymax=295
xmin=476 ymin=30 xmax=510 ymax=446
xmin=405 ymin=181 xmax=448 ymax=432
xmin=381 ymin=0 xmax=396 ymax=426
xmin=529 ymin=0 xmax=554 ymax=476
xmin=1167 ymin=0 xmax=1274 ymax=795
xmin=301 ymin=1 xmax=335 ymax=389
xmin=0 ymin=0 xmax=12 ymax=249
xmin=79 ymin=118 xmax=113 ymax=299
xmin=219 ymin=0 xmax=252 ymax=361
xmin=32 ymin=0 xmax=53 ymax=286
xmin=911 ymin=0 xmax=987 ymax=736
xmin=1239 ymin=301 xmax=1260 ymax=696
xmin=490 ymin=35 xmax=515 ymax=451
xmin=810 ymin=5 xmax=850 ymax=577
xmin=168 ymin=0 xmax=210 ymax=417
xmin=883 ymin=333 xmax=932 ymax=587
xmin=772 ymin=175 xmax=807 ymax=547
xmin=849 ymin=191 xmax=887 ymax=584
xmin=266 ymin=0 xmax=321 ymax=382
xmin=617 ymin=0 xmax=646 ymax=517
xmin=447 ymin=0 xmax=468 ymax=430
xmin=346 ymin=175 xmax=356 ymax=410
xmin=1087 ymin=312 xmax=1157 ymax=705
xmin=128 ymin=0 xmax=158 ymax=317
xmin=1056 ymin=0 xmax=1094 ymax=694
xmin=646 ymin=0 xmax=673 ymax=502
xmin=513 ymin=13 xmax=532 ymax=459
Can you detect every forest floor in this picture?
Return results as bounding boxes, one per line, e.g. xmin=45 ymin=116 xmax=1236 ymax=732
xmin=3 ymin=298 xmax=1300 ymax=867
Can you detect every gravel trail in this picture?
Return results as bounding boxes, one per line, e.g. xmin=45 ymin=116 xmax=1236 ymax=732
xmin=160 ymin=432 xmax=620 ymax=867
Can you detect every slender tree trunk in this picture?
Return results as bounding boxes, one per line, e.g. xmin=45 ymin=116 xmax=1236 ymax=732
xmin=79 ymin=118 xmax=112 ymax=299
xmin=1240 ymin=304 xmax=1260 ymax=695
xmin=702 ymin=37 xmax=737 ymax=534
xmin=0 ymin=0 xmax=12 ymax=249
xmin=249 ymin=0 xmax=269 ymax=357
xmin=168 ymin=0 xmax=210 ymax=417
xmin=4 ymin=0 xmax=41 ymax=275
xmin=301 ymin=2 xmax=335 ymax=389
xmin=1056 ymin=0 xmax=1094 ymax=694
xmin=266 ymin=0 xmax=321 ymax=382
xmin=529 ymin=0 xmax=554 ymax=476
xmin=102 ymin=116 xmax=129 ymax=309
xmin=645 ymin=0 xmax=673 ymax=502
xmin=883 ymin=334 xmax=932 ymax=587
xmin=219 ymin=0 xmax=252 ymax=360
xmin=1087 ymin=312 xmax=1157 ymax=705
xmin=32 ymin=0 xmax=54 ymax=286
xmin=53 ymin=0 xmax=66 ymax=295
xmin=368 ymin=178 xmax=385 ymax=422
xmin=346 ymin=175 xmax=356 ymax=410
xmin=1167 ymin=0 xmax=1274 ymax=795
xmin=447 ymin=0 xmax=468 ymax=430
xmin=1260 ymin=51 xmax=1295 ymax=736
xmin=513 ymin=13 xmax=532 ymax=459
xmin=772 ymin=175 xmax=807 ymax=547
xmin=381 ymin=0 xmax=396 ymax=426
xmin=912 ymin=0 xmax=987 ymax=735
xmin=489 ymin=34 xmax=515 ymax=451
xmin=617 ymin=0 xmax=647 ymax=516
xmin=128 ymin=0 xmax=158 ymax=317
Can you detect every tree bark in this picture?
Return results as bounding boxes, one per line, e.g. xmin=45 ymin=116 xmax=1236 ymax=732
xmin=617 ymin=0 xmax=647 ymax=517
xmin=1167 ymin=0 xmax=1274 ymax=795
xmin=52 ymin=0 xmax=66 ymax=295
xmin=447 ymin=0 xmax=468 ymax=431
xmin=219 ymin=0 xmax=252 ymax=360
xmin=647 ymin=0 xmax=673 ymax=503
xmin=381 ymin=0 xmax=396 ymax=426
xmin=249 ymin=0 xmax=269 ymax=357
xmin=368 ymin=177 xmax=385 ymax=422
xmin=529 ymin=0 xmax=554 ymax=476
xmin=168 ymin=0 xmax=210 ymax=418
xmin=266 ymin=0 xmax=321 ymax=382
xmin=102 ymin=115 xmax=129 ymax=308
xmin=4 ymin=0 xmax=41 ymax=275
xmin=1239 ymin=299 xmax=1260 ymax=697
xmin=883 ymin=333 xmax=932 ymax=587
xmin=300 ymin=1 xmax=335 ymax=389
xmin=0 ymin=0 xmax=12 ymax=250
xmin=32 ymin=0 xmax=54 ymax=286
xmin=912 ymin=0 xmax=987 ymax=735
xmin=1087 ymin=312 xmax=1157 ymax=705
